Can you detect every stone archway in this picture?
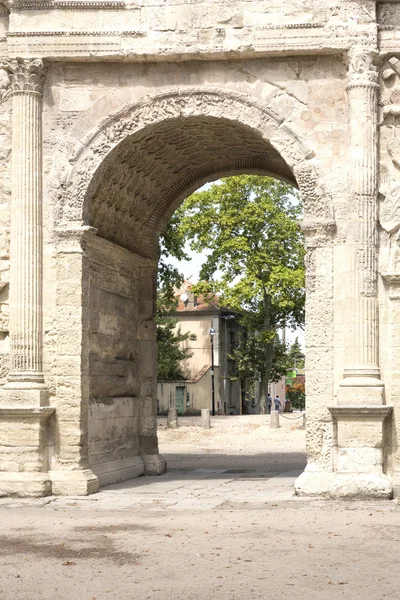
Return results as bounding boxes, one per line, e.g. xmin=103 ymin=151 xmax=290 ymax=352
xmin=51 ymin=88 xmax=336 ymax=493
xmin=0 ymin=56 xmax=392 ymax=499
xmin=58 ymin=88 xmax=331 ymax=233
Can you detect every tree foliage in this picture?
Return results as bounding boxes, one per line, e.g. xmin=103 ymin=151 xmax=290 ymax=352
xmin=176 ymin=175 xmax=305 ymax=411
xmin=288 ymin=336 xmax=305 ymax=370
xmin=156 ymin=313 xmax=194 ymax=380
xmin=158 ymin=211 xmax=188 ymax=300
xmin=157 ymin=213 xmax=193 ymax=381
xmin=286 ymin=378 xmax=306 ymax=410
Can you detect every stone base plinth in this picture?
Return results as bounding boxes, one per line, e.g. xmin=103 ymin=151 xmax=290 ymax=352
xmin=295 ymin=470 xmax=393 ymax=499
xmin=0 ymin=405 xmax=55 ymax=497
xmin=50 ymin=469 xmax=99 ymax=496
xmin=0 ymin=387 xmax=49 ymax=407
xmin=142 ymin=454 xmax=167 ymax=475
xmin=0 ymin=471 xmax=53 ymax=497
xmin=338 ymin=375 xmax=384 ymax=405
xmin=296 ymin=405 xmax=393 ymax=499
xmin=91 ymin=456 xmax=145 ymax=488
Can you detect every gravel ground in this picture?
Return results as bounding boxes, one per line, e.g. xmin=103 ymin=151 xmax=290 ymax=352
xmin=1 ymin=415 xmax=400 ymax=600
xmin=157 ymin=414 xmax=306 ymax=471
xmin=158 ymin=414 xmax=306 ymax=454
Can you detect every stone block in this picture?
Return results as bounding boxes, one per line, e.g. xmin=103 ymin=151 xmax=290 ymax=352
xmin=306 ymin=347 xmax=334 ymax=371
xmin=142 ymin=454 xmax=166 ymax=476
xmin=338 ymin=385 xmax=384 ymax=405
xmin=140 ymin=434 xmax=159 ymax=455
xmin=0 ymin=388 xmax=49 ymax=407
xmin=337 ymin=447 xmax=383 ymax=474
xmin=50 ymin=469 xmax=99 ymax=496
xmin=337 ymin=420 xmax=383 ymax=448
xmin=90 ymin=456 xmax=144 ymax=487
xmin=0 ymin=472 xmax=52 ymax=497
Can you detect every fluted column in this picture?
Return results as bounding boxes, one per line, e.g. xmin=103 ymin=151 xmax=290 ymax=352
xmin=2 ymin=59 xmax=46 ymax=388
xmin=339 ymin=49 xmax=384 ymax=404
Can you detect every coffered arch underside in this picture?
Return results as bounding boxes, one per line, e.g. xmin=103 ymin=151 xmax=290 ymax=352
xmin=58 ymin=88 xmax=331 ymax=257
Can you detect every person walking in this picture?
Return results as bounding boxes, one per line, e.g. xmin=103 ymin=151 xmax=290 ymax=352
xmin=274 ymin=395 xmax=281 ymax=412
xmin=267 ymin=393 xmax=272 ymax=414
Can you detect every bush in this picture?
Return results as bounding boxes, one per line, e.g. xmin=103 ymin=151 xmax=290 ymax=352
xmin=286 ymin=378 xmax=305 ymax=410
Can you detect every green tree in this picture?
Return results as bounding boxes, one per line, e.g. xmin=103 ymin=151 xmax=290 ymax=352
xmin=156 ymin=313 xmax=194 ymax=380
xmin=288 ymin=336 xmax=305 ymax=370
xmin=158 ymin=211 xmax=188 ymax=300
xmin=176 ymin=175 xmax=305 ymax=412
xmin=156 ymin=213 xmax=194 ymax=380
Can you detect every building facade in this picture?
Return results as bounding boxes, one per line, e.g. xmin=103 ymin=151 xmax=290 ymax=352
xmin=157 ymin=284 xmax=244 ymax=415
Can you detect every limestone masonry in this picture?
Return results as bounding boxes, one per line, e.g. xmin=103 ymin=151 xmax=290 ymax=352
xmin=0 ymin=0 xmax=398 ymax=498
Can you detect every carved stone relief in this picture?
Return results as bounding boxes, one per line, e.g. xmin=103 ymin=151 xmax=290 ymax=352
xmin=378 ymin=3 xmax=399 ymax=29
xmin=379 ymin=57 xmax=400 ymax=233
xmin=0 ymin=66 xmax=9 ymax=104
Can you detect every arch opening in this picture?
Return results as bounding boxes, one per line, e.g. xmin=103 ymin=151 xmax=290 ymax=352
xmin=87 ymin=115 xmax=297 ymax=258
xmin=56 ymin=90 xmax=327 ymax=489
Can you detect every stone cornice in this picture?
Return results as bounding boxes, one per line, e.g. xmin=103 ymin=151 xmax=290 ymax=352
xmin=6 ymin=29 xmax=145 ymax=36
xmin=10 ymin=0 xmax=125 ymax=10
xmin=329 ymin=405 xmax=393 ymax=421
xmin=4 ymin=23 xmax=326 ymax=37
xmin=4 ymin=26 xmax=341 ymax=61
xmin=0 ymin=406 xmax=55 ymax=420
xmin=86 ymin=232 xmax=157 ymax=270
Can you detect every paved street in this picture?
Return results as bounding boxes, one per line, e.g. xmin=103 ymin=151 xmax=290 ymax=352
xmin=0 ymin=467 xmax=303 ymax=511
xmin=1 ymin=417 xmax=400 ymax=600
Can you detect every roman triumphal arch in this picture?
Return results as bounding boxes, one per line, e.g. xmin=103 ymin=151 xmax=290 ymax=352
xmin=0 ymin=0 xmax=399 ymax=498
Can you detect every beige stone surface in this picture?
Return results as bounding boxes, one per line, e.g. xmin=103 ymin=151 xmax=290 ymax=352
xmin=0 ymin=1 xmax=397 ymax=498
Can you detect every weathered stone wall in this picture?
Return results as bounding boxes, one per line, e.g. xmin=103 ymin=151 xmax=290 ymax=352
xmin=1 ymin=0 xmax=377 ymax=61
xmin=86 ymin=234 xmax=153 ymax=485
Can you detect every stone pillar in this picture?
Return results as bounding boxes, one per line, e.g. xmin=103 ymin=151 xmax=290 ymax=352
xmin=334 ymin=49 xmax=392 ymax=498
xmin=138 ymin=264 xmax=166 ymax=475
xmin=50 ymin=227 xmax=99 ymax=496
xmin=269 ymin=410 xmax=279 ymax=429
xmin=339 ymin=50 xmax=384 ymax=404
xmin=294 ymin=218 xmax=336 ymax=497
xmin=0 ymin=59 xmax=53 ymax=497
xmin=2 ymin=59 xmax=46 ymax=392
xmin=201 ymin=408 xmax=211 ymax=430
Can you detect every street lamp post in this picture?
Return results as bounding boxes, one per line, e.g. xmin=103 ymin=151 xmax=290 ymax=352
xmin=209 ymin=327 xmax=216 ymax=416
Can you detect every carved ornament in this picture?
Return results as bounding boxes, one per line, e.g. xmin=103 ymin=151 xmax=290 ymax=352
xmin=346 ymin=48 xmax=379 ymax=89
xmin=0 ymin=66 xmax=10 ymax=104
xmin=57 ymin=88 xmax=331 ymax=248
xmin=9 ymin=0 xmax=125 ymax=9
xmin=379 ymin=56 xmax=400 ymax=233
xmin=0 ymin=58 xmax=45 ymax=94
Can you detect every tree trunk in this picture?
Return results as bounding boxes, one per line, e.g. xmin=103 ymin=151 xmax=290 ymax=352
xmin=259 ymin=290 xmax=274 ymax=414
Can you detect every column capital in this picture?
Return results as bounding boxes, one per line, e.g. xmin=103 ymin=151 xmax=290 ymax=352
xmin=0 ymin=58 xmax=45 ymax=96
xmin=346 ymin=48 xmax=379 ymax=90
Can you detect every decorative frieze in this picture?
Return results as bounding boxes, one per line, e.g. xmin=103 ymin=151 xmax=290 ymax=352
xmin=6 ymin=29 xmax=145 ymax=36
xmin=10 ymin=0 xmax=125 ymax=10
xmin=379 ymin=57 xmax=400 ymax=234
xmin=0 ymin=66 xmax=10 ymax=104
